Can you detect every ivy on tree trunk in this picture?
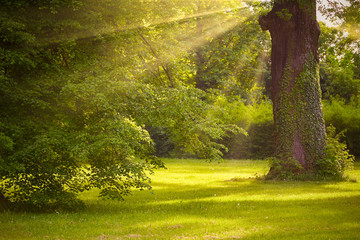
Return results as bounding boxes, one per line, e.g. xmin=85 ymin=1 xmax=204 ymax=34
xmin=259 ymin=0 xmax=326 ymax=175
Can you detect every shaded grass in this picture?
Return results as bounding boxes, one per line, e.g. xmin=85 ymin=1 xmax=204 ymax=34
xmin=1 ymin=159 xmax=360 ymax=239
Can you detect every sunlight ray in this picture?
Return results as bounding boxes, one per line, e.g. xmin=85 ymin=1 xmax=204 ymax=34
xmin=221 ymin=30 xmax=268 ymax=100
xmin=249 ymin=40 xmax=270 ymax=101
xmin=37 ymin=1 xmax=249 ymax=46
xmin=177 ymin=15 xmax=249 ymax=52
xmin=97 ymin=6 xmax=249 ymax=44
xmin=122 ymin=11 xmax=253 ymax=84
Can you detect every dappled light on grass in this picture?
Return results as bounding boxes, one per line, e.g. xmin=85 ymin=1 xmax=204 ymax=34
xmin=146 ymin=160 xmax=359 ymax=206
xmin=1 ymin=159 xmax=359 ymax=240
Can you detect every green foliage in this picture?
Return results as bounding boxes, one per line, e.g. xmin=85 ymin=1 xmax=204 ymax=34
xmin=266 ymin=124 xmax=355 ymax=181
xmin=0 ymin=114 xmax=161 ymax=211
xmin=316 ymin=125 xmax=355 ymax=179
xmin=3 ymin=0 xmax=358 ymax=210
xmin=273 ymin=53 xmax=325 ymax=170
xmin=265 ymin=156 xmax=304 ymax=180
xmin=275 ymin=8 xmax=292 ymax=21
xmin=319 ymin=23 xmax=360 ymax=102
xmin=319 ymin=0 xmax=360 ymax=39
xmin=192 ymin=8 xmax=270 ymax=101
xmin=323 ymin=97 xmax=360 ymax=158
xmin=146 ymin=127 xmax=174 ymax=157
xmin=222 ymin=98 xmax=274 ymax=159
xmin=318 ymin=23 xmax=360 ymax=159
xmin=0 ymin=0 xmax=253 ymax=211
xmin=246 ymin=100 xmax=274 ymax=158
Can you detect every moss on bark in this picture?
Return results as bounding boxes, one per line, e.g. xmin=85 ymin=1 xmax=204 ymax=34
xmin=259 ymin=0 xmax=326 ymax=177
xmin=275 ymin=54 xmax=326 ymax=172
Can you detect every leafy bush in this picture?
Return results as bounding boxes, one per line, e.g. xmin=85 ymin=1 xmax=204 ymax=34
xmin=265 ymin=125 xmax=354 ymax=181
xmin=323 ymin=97 xmax=360 ymax=158
xmin=0 ymin=115 xmax=161 ymax=211
xmin=222 ymin=99 xmax=274 ymax=159
xmin=265 ymin=156 xmax=304 ymax=180
xmin=146 ymin=127 xmax=175 ymax=157
xmin=316 ymin=125 xmax=355 ymax=179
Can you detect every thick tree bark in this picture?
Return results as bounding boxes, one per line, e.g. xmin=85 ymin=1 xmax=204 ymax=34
xmin=259 ymin=0 xmax=326 ymax=174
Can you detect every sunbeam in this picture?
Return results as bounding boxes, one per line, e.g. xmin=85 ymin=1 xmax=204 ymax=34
xmin=32 ymin=0 xmax=250 ymax=45
xmin=105 ymin=5 xmax=254 ymax=85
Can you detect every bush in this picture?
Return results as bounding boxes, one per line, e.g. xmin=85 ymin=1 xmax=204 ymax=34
xmin=316 ymin=125 xmax=355 ymax=179
xmin=265 ymin=125 xmax=354 ymax=181
xmin=146 ymin=126 xmax=175 ymax=157
xmin=323 ymin=97 xmax=360 ymax=159
xmin=224 ymin=99 xmax=274 ymax=159
xmin=265 ymin=156 xmax=304 ymax=180
xmin=0 ymin=116 xmax=162 ymax=212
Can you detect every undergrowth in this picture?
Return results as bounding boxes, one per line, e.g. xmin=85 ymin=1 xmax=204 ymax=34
xmin=265 ymin=125 xmax=355 ymax=181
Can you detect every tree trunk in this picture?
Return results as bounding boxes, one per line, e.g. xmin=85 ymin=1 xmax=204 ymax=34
xmin=259 ymin=0 xmax=326 ymax=175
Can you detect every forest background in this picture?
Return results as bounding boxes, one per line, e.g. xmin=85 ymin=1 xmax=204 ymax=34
xmin=0 ymin=0 xmax=359 ymax=210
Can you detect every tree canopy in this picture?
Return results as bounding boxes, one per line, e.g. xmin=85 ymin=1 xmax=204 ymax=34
xmin=0 ymin=0 xmax=359 ymax=210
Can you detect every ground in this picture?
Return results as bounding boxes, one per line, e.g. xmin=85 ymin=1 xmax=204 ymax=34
xmin=1 ymin=159 xmax=359 ymax=239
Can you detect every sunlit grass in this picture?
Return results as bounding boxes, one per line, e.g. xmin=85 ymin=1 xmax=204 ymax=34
xmin=1 ymin=159 xmax=359 ymax=239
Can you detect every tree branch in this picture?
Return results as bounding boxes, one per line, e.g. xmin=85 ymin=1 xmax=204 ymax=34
xmin=137 ymin=31 xmax=174 ymax=87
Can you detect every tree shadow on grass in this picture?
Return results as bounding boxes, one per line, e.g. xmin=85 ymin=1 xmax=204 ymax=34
xmin=84 ymin=193 xmax=360 ymax=240
xmin=69 ymin=161 xmax=360 ymax=238
xmin=86 ymin=177 xmax=360 ymax=214
xmin=1 ymin=177 xmax=359 ymax=240
xmin=148 ymin=178 xmax=359 ymax=202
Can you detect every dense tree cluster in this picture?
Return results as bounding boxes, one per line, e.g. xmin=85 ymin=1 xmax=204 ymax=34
xmin=0 ymin=0 xmax=359 ymax=210
xmin=0 ymin=0 xmax=265 ymax=210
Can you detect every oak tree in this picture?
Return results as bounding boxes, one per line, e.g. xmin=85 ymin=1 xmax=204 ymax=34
xmin=259 ymin=0 xmax=357 ymax=178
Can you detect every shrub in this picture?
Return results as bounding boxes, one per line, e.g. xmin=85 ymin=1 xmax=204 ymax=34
xmin=323 ymin=97 xmax=360 ymax=159
xmin=265 ymin=156 xmax=304 ymax=180
xmin=224 ymin=99 xmax=274 ymax=159
xmin=316 ymin=125 xmax=355 ymax=179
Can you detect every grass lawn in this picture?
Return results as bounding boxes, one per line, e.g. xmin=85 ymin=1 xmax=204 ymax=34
xmin=1 ymin=159 xmax=360 ymax=240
